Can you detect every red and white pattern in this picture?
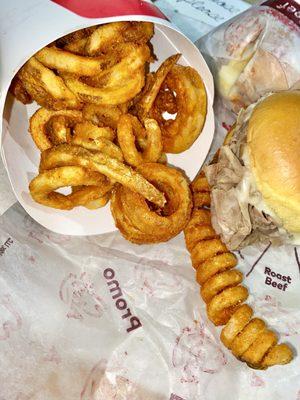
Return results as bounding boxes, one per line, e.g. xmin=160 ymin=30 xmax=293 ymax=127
xmin=59 ymin=272 xmax=106 ymax=320
xmin=51 ymin=0 xmax=167 ymax=19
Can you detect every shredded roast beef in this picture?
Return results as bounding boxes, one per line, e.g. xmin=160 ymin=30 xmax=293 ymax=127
xmin=204 ymin=104 xmax=288 ymax=250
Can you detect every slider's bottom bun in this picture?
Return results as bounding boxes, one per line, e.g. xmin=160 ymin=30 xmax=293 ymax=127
xmin=247 ymin=91 xmax=300 ymax=237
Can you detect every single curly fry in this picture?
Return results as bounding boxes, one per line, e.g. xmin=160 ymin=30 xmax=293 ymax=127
xmin=18 ymin=58 xmax=82 ymax=110
xmin=117 ymin=114 xmax=162 ymax=167
xmin=184 ymin=171 xmax=294 ymax=369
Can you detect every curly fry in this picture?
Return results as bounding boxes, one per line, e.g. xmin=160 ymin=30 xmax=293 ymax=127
xmin=117 ymin=114 xmax=162 ymax=167
xmin=73 ymin=121 xmax=115 ymax=141
xmin=35 ymin=46 xmax=111 ymax=76
xmin=201 ymin=269 xmax=243 ymax=303
xmin=18 ymin=58 xmax=82 ymax=110
xmin=220 ymin=304 xmax=253 ymax=348
xmin=38 ymin=144 xmax=166 ymax=208
xmin=261 ymin=344 xmax=293 ymax=368
xmin=184 ymin=171 xmax=293 ymax=369
xmin=9 ymin=76 xmax=33 ymax=105
xmin=29 ymin=108 xmax=83 ymax=151
xmin=29 ymin=166 xmax=110 ymax=210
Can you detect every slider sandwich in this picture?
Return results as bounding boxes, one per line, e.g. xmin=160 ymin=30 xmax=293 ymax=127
xmin=205 ymin=91 xmax=300 ymax=250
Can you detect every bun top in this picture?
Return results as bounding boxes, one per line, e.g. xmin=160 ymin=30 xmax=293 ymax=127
xmin=247 ymin=91 xmax=300 ymax=236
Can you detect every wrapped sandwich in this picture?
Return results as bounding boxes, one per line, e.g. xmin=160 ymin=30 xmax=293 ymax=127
xmin=198 ymin=1 xmax=300 ymax=113
xmin=205 ymin=91 xmax=300 ymax=250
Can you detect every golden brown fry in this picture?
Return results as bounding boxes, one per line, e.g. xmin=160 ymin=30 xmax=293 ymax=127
xmin=72 ymin=135 xmax=123 ymax=161
xmin=230 ymin=319 xmax=266 ymax=358
xmin=186 ymin=208 xmax=211 ymax=230
xmin=117 ymin=114 xmax=162 ymax=167
xmin=85 ymin=22 xmax=131 ymax=55
xmin=201 ymin=269 xmax=243 ymax=303
xmin=9 ymin=76 xmax=33 ymax=104
xmin=18 ymin=58 xmax=82 ymax=110
xmin=196 ymin=253 xmax=238 ymax=286
xmin=46 ymin=115 xmax=73 ymax=146
xmin=85 ymin=21 xmax=154 ymax=55
xmin=185 ymin=224 xmax=217 ymax=252
xmin=191 ymin=173 xmax=210 ymax=193
xmin=67 ymin=119 xmax=118 ymax=206
xmin=55 ymin=26 xmax=97 ymax=48
xmin=29 ymin=106 xmax=121 ymax=209
xmin=83 ymin=191 xmax=111 ymax=210
xmin=64 ymin=37 xmax=88 ymax=55
xmin=82 ymin=103 xmax=127 ymax=130
xmin=29 ymin=166 xmax=109 ymax=210
xmin=71 ymin=184 xmax=113 ymax=210
xmin=220 ymin=304 xmax=253 ymax=349
xmin=63 ymin=22 xmax=153 ymax=56
xmin=157 ymin=152 xmax=168 ymax=164
xmin=35 ymin=46 xmax=111 ymax=76
xmin=62 ymin=43 xmax=150 ymax=106
xmin=73 ymin=121 xmax=115 ymax=141
xmin=261 ymin=344 xmax=293 ymax=368
xmin=134 ymin=54 xmax=207 ymax=153
xmin=154 ymin=88 xmax=177 ymax=114
xmin=184 ymin=171 xmax=294 ymax=369
xmin=193 ymin=191 xmax=211 ymax=208
xmin=121 ymin=21 xmax=154 ymax=46
xmin=111 ymin=185 xmax=170 ymax=244
xmin=39 ymin=144 xmax=166 ymax=207
xmin=63 ymin=67 xmax=145 ymax=106
xmin=134 ymin=54 xmax=180 ymax=120
xmin=150 ymin=65 xmax=207 ymax=153
xmin=241 ymin=330 xmax=278 ymax=368
xmin=111 ymin=163 xmax=192 ymax=244
xmin=30 ymin=107 xmax=119 ymax=153
xmin=29 ymin=108 xmax=83 ymax=151
xmin=191 ymin=238 xmax=228 ymax=269
xmin=207 ymin=286 xmax=249 ymax=326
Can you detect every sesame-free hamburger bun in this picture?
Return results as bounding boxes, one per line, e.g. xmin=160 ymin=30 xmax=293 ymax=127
xmin=247 ymin=91 xmax=300 ymax=238
xmin=205 ymin=91 xmax=300 ymax=249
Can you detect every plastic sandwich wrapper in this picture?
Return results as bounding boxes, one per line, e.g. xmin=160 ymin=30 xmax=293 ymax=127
xmin=196 ymin=0 xmax=300 ymax=116
xmin=0 ymin=1 xmax=300 ymax=399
